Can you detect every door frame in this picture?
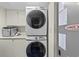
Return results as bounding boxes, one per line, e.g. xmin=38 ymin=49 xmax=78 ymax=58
xmin=54 ymin=2 xmax=59 ymax=57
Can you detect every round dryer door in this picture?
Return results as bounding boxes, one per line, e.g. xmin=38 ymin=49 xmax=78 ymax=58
xmin=26 ymin=10 xmax=46 ymax=29
xmin=26 ymin=42 xmax=46 ymax=57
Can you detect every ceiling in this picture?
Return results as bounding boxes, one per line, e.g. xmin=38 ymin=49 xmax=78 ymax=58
xmin=0 ymin=2 xmax=49 ymax=10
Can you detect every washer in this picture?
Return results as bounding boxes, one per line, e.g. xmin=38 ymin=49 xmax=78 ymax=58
xmin=26 ymin=40 xmax=47 ymax=57
xmin=12 ymin=39 xmax=47 ymax=57
xmin=26 ymin=7 xmax=48 ymax=35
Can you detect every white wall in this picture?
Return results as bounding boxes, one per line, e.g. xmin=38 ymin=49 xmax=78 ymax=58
xmin=0 ymin=2 xmax=49 ymax=10
xmin=48 ymin=2 xmax=54 ymax=57
xmin=0 ymin=8 xmax=6 ymax=27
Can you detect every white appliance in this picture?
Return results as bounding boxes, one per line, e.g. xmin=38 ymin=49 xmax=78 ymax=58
xmin=26 ymin=40 xmax=47 ymax=57
xmin=26 ymin=7 xmax=48 ymax=35
xmin=13 ymin=37 xmax=47 ymax=57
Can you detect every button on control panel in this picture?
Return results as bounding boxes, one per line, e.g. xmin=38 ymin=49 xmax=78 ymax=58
xmin=38 ymin=36 xmax=47 ymax=40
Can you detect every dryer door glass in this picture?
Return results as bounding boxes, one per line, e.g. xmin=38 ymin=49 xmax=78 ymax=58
xmin=26 ymin=10 xmax=46 ymax=29
xmin=26 ymin=42 xmax=46 ymax=57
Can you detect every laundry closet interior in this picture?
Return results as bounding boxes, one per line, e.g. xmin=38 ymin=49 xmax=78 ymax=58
xmin=0 ymin=2 xmax=55 ymax=57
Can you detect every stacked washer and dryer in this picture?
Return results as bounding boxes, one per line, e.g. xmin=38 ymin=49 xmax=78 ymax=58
xmin=25 ymin=7 xmax=48 ymax=57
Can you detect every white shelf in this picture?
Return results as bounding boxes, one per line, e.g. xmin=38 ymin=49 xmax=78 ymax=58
xmin=0 ymin=33 xmax=26 ymax=39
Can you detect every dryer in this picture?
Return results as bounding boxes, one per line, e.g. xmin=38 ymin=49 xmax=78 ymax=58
xmin=26 ymin=7 xmax=48 ymax=36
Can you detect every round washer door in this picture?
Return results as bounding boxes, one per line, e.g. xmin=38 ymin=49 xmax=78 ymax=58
xmin=26 ymin=10 xmax=46 ymax=29
xmin=26 ymin=42 xmax=46 ymax=57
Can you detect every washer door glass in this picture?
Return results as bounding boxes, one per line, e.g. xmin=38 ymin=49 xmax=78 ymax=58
xmin=26 ymin=42 xmax=46 ymax=57
xmin=26 ymin=10 xmax=46 ymax=29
